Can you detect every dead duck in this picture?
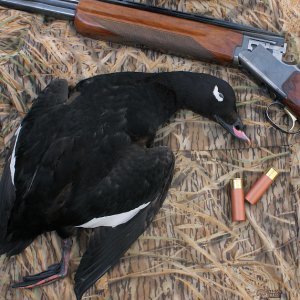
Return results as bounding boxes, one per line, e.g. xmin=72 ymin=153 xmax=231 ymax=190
xmin=0 ymin=72 xmax=250 ymax=299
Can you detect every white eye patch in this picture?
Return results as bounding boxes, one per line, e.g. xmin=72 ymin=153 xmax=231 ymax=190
xmin=213 ymin=85 xmax=224 ymax=102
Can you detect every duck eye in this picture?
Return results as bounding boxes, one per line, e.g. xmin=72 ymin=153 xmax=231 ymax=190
xmin=213 ymin=85 xmax=224 ymax=102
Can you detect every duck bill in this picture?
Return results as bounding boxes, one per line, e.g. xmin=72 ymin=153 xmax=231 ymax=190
xmin=214 ymin=115 xmax=251 ymax=145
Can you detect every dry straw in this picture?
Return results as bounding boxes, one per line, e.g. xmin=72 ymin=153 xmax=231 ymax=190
xmin=0 ymin=0 xmax=299 ymax=299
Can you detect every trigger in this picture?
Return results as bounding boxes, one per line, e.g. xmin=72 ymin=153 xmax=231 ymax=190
xmin=283 ymin=107 xmax=297 ymax=132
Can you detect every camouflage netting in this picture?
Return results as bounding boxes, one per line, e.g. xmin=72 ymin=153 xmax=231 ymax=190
xmin=0 ymin=0 xmax=299 ymax=299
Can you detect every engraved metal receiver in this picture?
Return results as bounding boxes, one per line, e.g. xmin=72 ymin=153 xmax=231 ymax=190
xmin=236 ymin=38 xmax=300 ymax=134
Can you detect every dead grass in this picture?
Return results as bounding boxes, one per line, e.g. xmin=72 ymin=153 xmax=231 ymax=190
xmin=0 ymin=0 xmax=299 ymax=299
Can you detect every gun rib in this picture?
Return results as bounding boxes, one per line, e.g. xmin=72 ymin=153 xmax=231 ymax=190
xmin=0 ymin=0 xmax=76 ymax=18
xmin=29 ymin=0 xmax=78 ymax=10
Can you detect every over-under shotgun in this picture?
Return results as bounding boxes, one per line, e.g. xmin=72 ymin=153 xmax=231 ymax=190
xmin=0 ymin=0 xmax=299 ymax=132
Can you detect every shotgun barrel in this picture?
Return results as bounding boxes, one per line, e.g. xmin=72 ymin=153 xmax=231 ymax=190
xmin=0 ymin=0 xmax=77 ymax=18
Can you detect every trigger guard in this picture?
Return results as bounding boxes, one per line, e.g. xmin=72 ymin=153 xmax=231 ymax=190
xmin=265 ymin=101 xmax=300 ymax=134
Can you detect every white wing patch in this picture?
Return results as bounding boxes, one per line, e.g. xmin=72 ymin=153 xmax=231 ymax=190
xmin=213 ymin=85 xmax=224 ymax=102
xmin=76 ymin=202 xmax=150 ymax=228
xmin=9 ymin=125 xmax=22 ymax=185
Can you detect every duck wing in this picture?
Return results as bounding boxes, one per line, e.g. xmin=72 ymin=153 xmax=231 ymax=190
xmin=0 ymin=147 xmax=16 ymax=244
xmin=0 ymin=143 xmax=34 ymax=255
xmin=13 ymin=79 xmax=69 ymax=197
xmin=0 ymin=79 xmax=69 ymax=253
xmin=74 ymin=146 xmax=175 ymax=300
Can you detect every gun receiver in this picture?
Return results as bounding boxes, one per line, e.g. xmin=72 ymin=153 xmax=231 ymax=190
xmin=239 ymin=45 xmax=300 ymax=132
xmin=0 ymin=0 xmax=299 ymax=132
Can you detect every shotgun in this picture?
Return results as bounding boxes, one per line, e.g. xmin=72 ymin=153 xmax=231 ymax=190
xmin=0 ymin=0 xmax=299 ymax=133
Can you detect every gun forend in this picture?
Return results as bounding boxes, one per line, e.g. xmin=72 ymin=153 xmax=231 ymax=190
xmin=74 ymin=0 xmax=242 ymax=63
xmin=74 ymin=0 xmax=284 ymax=65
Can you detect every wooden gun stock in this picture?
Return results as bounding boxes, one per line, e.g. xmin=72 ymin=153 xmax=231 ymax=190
xmin=74 ymin=0 xmax=244 ymax=63
xmin=282 ymin=72 xmax=300 ymax=117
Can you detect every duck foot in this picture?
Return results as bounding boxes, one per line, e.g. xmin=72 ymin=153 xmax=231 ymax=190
xmin=12 ymin=238 xmax=72 ymax=289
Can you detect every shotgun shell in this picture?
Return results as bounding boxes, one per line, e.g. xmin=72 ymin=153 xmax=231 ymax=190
xmin=230 ymin=178 xmax=246 ymax=221
xmin=245 ymin=167 xmax=279 ymax=205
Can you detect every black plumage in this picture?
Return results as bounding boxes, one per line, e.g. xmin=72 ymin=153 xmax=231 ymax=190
xmin=0 ymin=72 xmax=249 ymax=299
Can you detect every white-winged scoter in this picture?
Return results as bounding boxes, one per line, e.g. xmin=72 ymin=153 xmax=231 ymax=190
xmin=0 ymin=72 xmax=250 ymax=299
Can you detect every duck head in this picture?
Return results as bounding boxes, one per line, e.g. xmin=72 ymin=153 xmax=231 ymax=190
xmin=209 ymin=82 xmax=250 ymax=145
xmin=167 ymin=72 xmax=251 ymax=145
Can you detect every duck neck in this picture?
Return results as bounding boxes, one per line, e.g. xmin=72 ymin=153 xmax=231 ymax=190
xmin=157 ymin=72 xmax=208 ymax=116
